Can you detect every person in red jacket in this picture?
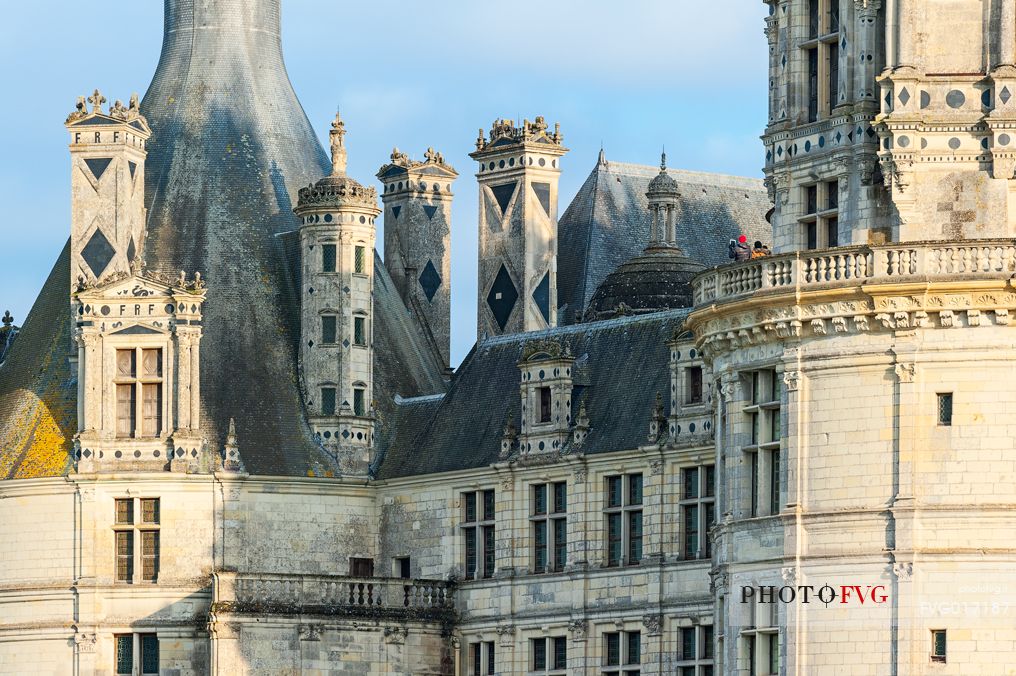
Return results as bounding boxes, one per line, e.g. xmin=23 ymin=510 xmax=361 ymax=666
xmin=728 ymin=234 xmax=752 ymax=262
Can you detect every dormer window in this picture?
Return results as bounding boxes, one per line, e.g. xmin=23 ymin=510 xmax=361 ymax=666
xmin=354 ymin=245 xmax=366 ymax=274
xmin=115 ymin=348 xmax=163 ymax=438
xmin=539 ymin=387 xmax=552 ymax=423
xmin=686 ymin=366 xmax=703 ymax=405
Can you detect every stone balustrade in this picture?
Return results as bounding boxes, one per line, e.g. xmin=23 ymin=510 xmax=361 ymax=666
xmin=212 ymin=572 xmax=454 ymax=618
xmin=692 ymin=240 xmax=1016 ymax=306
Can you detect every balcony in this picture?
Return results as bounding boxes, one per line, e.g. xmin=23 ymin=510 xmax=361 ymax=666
xmin=211 ymin=572 xmax=455 ymax=622
xmin=692 ymin=240 xmax=1016 ymax=307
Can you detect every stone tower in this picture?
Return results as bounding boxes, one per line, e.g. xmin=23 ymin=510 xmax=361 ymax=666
xmin=66 ymin=90 xmax=151 ymax=290
xmin=877 ymin=0 xmax=1016 ymax=240
xmin=470 ymin=117 xmax=567 ymax=337
xmin=294 ymin=113 xmax=381 ymax=473
xmin=377 ymin=147 xmax=457 ymax=368
xmin=763 ymin=0 xmax=887 ymax=250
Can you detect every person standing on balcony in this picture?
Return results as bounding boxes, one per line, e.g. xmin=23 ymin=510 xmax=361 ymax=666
xmin=751 ymin=241 xmax=771 ymax=259
xmin=729 ymin=235 xmax=751 ymax=262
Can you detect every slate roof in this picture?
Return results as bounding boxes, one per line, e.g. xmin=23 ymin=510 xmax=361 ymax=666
xmin=557 ymin=155 xmax=771 ymax=323
xmin=0 ymin=0 xmax=445 ymax=479
xmin=376 ymin=310 xmax=689 ymax=480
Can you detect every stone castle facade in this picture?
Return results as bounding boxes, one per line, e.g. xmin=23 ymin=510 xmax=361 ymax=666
xmin=1 ymin=1 xmax=1014 ymax=675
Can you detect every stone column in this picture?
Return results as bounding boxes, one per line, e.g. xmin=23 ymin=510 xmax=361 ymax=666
xmin=855 ymin=0 xmax=882 ymax=104
xmin=765 ymin=7 xmax=780 ymax=124
xmin=895 ymin=0 xmax=917 ymax=70
xmin=665 ymin=205 xmax=677 ymax=246
xmin=1002 ymin=0 xmax=1016 ymax=67
xmin=176 ymin=333 xmax=191 ymax=431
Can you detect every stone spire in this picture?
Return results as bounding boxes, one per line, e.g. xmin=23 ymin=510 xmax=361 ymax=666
xmin=330 ymin=110 xmax=347 ymax=176
xmin=646 ymin=149 xmax=681 ymax=248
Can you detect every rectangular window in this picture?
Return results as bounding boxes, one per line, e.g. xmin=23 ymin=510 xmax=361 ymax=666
xmin=322 ymin=244 xmax=337 ymax=272
xmin=140 ymin=634 xmax=159 ymax=675
xmin=353 ymin=387 xmax=365 ymax=416
xmin=807 ymin=47 xmax=819 ymax=122
xmin=805 ymin=221 xmax=818 ymax=250
xmin=745 ymin=370 xmax=781 ymax=517
xmin=768 ymin=634 xmax=779 ymax=674
xmin=826 ymin=216 xmax=839 ymax=248
xmin=603 ymin=631 xmax=641 ymax=675
xmin=354 ymin=245 xmax=366 ymax=274
xmin=395 ymin=556 xmax=411 ymax=579
xmin=533 ymin=638 xmax=547 ymax=670
xmin=350 ymin=557 xmax=374 ymax=577
xmin=539 ymin=386 xmax=552 ymax=423
xmin=931 ymin=629 xmax=947 ymax=662
xmin=321 ymin=387 xmax=336 ymax=416
xmin=938 ymin=393 xmax=953 ymax=426
xmin=532 ymin=481 xmax=567 ymax=573
xmin=532 ymin=636 xmax=567 ymax=673
xmin=687 ymin=366 xmax=703 ymax=404
xmin=808 ymin=0 xmax=820 ymax=38
xmin=115 ymin=348 xmax=162 ymax=438
xmin=462 ymin=489 xmax=496 ymax=579
xmin=115 ymin=634 xmax=133 ymax=675
xmin=803 ymin=0 xmax=840 ymax=121
xmin=354 ymin=316 xmax=366 ymax=346
xmin=469 ymin=641 xmax=495 ymax=675
xmin=115 ymin=497 xmax=160 ymax=585
xmin=770 ymin=449 xmax=781 ymax=515
xmin=828 ymin=43 xmax=839 ymax=109
xmin=604 ymin=474 xmax=644 ymax=567
xmin=322 ymin=315 xmax=337 ymax=344
xmin=682 ymin=466 xmax=716 ymax=560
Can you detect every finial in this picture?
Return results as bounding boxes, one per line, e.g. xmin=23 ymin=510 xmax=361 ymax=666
xmin=227 ymin=417 xmax=237 ymax=444
xmin=598 ymin=146 xmax=607 ymax=167
xmin=424 ymin=147 xmax=439 ymax=163
xmin=329 ymin=110 xmax=347 ymax=176
xmin=88 ymin=89 xmax=106 ymax=114
xmin=660 ymin=147 xmax=667 ymax=172
xmin=2 ymin=311 xmax=12 ymax=328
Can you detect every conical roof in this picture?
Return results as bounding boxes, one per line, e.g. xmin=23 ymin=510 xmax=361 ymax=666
xmin=0 ymin=0 xmax=445 ymax=479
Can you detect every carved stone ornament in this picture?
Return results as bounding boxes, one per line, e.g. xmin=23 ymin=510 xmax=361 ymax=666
xmin=894 ymin=363 xmax=915 ymax=383
xmin=383 ymin=626 xmax=408 ymax=645
xmin=893 ymin=561 xmax=914 ymax=581
xmin=496 ymin=624 xmax=516 ymax=647
xmin=298 ymin=624 xmax=322 ymax=641
xmin=782 ymin=371 xmax=799 ymax=392
xmin=573 ymin=467 xmax=588 ymax=483
xmin=781 ymin=566 xmax=797 ymax=585
xmin=569 ymin=619 xmax=588 ymax=641
xmin=642 ymin=614 xmax=663 ymax=636
xmin=75 ymin=632 xmax=98 ymax=654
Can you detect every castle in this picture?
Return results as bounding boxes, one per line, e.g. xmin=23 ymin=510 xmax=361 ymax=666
xmin=1 ymin=0 xmax=1015 ymax=674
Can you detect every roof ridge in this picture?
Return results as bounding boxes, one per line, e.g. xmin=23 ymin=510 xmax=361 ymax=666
xmin=477 ymin=308 xmax=690 ymax=348
xmin=603 ymin=160 xmax=764 ymax=186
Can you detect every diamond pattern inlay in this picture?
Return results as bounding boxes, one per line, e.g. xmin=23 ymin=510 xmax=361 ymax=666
xmin=490 ymin=182 xmax=517 ymax=215
xmin=533 ymin=182 xmax=552 ymax=216
xmin=486 ymin=264 xmax=518 ymax=331
xmin=419 ymin=260 xmax=441 ymax=302
xmin=899 ymin=88 xmax=910 ymax=105
xmin=532 ymin=271 xmax=550 ymax=324
xmin=423 ymin=204 xmax=438 ymax=220
xmin=81 ymin=228 xmax=116 ymax=277
xmin=1002 ymin=87 xmax=1012 ymax=104
xmin=84 ymin=157 xmax=113 ymax=182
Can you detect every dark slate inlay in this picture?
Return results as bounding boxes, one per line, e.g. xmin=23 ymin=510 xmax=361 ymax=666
xmin=392 ymin=205 xmax=401 ymax=219
xmin=983 ymin=89 xmax=993 ymax=108
xmin=423 ymin=204 xmax=438 ymax=220
xmin=920 ymin=91 xmax=931 ymax=109
xmin=1002 ymin=87 xmax=1013 ymax=105
xmin=486 ymin=264 xmax=518 ymax=330
xmin=81 ymin=228 xmax=116 ymax=277
xmin=532 ymin=271 xmax=551 ymax=324
xmin=491 ymin=181 xmax=517 ymax=215
xmin=419 ymin=259 xmax=441 ymax=302
xmin=899 ymin=87 xmax=910 ymax=106
xmin=111 ymin=325 xmax=162 ymax=335
xmin=84 ymin=157 xmax=113 ymax=182
xmin=946 ymin=90 xmax=965 ymax=109
xmin=533 ymin=182 xmax=552 ymax=216
xmin=126 ymin=236 xmax=136 ymax=262
xmin=128 ymin=160 xmax=137 ymax=180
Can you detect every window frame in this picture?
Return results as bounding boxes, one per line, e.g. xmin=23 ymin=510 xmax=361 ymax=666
xmin=602 ymin=630 xmax=641 ymax=676
xmin=468 ymin=640 xmax=496 ymax=675
xmin=931 ymin=629 xmax=947 ymax=663
xmin=603 ymin=474 xmax=644 ymax=567
xmin=353 ymin=314 xmax=367 ymax=347
xmin=462 ymin=489 xmax=496 ymax=580
xmin=322 ymin=243 xmax=337 ymax=273
xmin=743 ymin=370 xmax=782 ymax=518
xmin=531 ymin=481 xmax=568 ymax=574
xmin=354 ymin=244 xmax=367 ymax=275
xmin=113 ymin=497 xmax=160 ymax=585
xmin=530 ymin=635 xmax=568 ymax=674
xmin=801 ymin=0 xmax=841 ymax=122
xmin=675 ymin=624 xmax=715 ymax=676
xmin=937 ymin=393 xmax=953 ymax=427
xmin=798 ymin=180 xmax=839 ymax=250
xmin=114 ymin=347 xmax=164 ymax=439
xmin=680 ymin=465 xmax=716 ymax=560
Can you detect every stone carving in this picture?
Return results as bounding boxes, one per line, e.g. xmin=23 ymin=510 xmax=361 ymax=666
xmin=893 ymin=561 xmax=914 ymax=581
xmin=521 ymin=338 xmax=572 ymax=362
xmin=329 ymin=110 xmax=347 ymax=175
xmin=642 ymin=614 xmax=663 ymax=636
xmin=832 ymin=316 xmax=848 ymax=333
xmin=966 ymin=309 xmax=982 ymax=327
xmin=383 ymin=626 xmax=408 ymax=645
xmin=894 ymin=363 xmax=915 ymax=383
xmin=571 ymin=401 xmax=590 ymax=446
xmin=782 ymin=371 xmax=799 ymax=392
xmin=939 ymin=310 xmax=955 ymax=327
xmin=496 ymin=624 xmax=516 ymax=647
xmin=996 ymin=309 xmax=1010 ymax=325
xmin=781 ymin=566 xmax=797 ymax=585
xmin=75 ymin=632 xmax=97 ymax=654
xmin=88 ymin=89 xmax=106 ymax=114
xmin=650 ymin=459 xmax=664 ymax=476
xmin=573 ymin=467 xmax=588 ymax=483
xmin=298 ymin=624 xmax=321 ymax=641
xmin=647 ymin=392 xmax=666 ymax=442
xmin=223 ymin=417 xmax=245 ymax=472
xmin=568 ymin=619 xmax=588 ymax=641
xmin=499 ymin=412 xmax=518 ymax=460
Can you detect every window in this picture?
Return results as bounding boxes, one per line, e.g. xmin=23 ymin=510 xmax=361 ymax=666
xmin=115 ymin=633 xmax=159 ymax=676
xmin=677 ymin=625 xmax=715 ymax=676
xmin=803 ymin=0 xmax=841 ymax=121
xmin=462 ymin=489 xmax=496 ymax=579
xmin=686 ymin=366 xmax=704 ymax=405
xmin=744 ymin=370 xmax=781 ymax=518
xmin=394 ymin=556 xmax=411 ymax=579
xmin=681 ymin=465 xmax=716 ymax=560
xmin=937 ymin=393 xmax=953 ymax=426
xmin=532 ymin=636 xmax=567 ymax=673
xmin=115 ymin=348 xmax=163 ymax=438
xmin=539 ymin=386 xmax=552 ymax=423
xmin=469 ymin=641 xmax=495 ymax=675
xmin=349 ymin=557 xmax=374 ymax=577
xmin=354 ymin=245 xmax=366 ymax=274
xmin=931 ymin=629 xmax=947 ymax=663
xmin=321 ymin=315 xmax=337 ymax=344
xmin=114 ymin=498 xmax=160 ymax=584
xmin=321 ymin=387 xmax=336 ymax=416
xmin=603 ymin=631 xmax=640 ymax=676
xmin=353 ymin=387 xmax=366 ymax=416
xmin=322 ymin=244 xmax=337 ymax=272
xmin=531 ymin=482 xmax=567 ymax=573
xmin=354 ymin=316 xmax=367 ymax=346
xmin=743 ymin=600 xmax=778 ymax=676
xmin=800 ymin=180 xmax=839 ymax=249
xmin=604 ymin=474 xmax=643 ymax=567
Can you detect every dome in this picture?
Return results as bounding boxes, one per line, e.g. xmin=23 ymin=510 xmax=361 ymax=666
xmin=584 ymin=246 xmax=705 ymax=321
xmin=646 ymin=152 xmax=679 ymax=195
xmin=295 ymin=173 xmax=378 ymax=213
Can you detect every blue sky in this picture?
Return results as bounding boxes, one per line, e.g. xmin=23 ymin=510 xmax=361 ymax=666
xmin=0 ymin=1 xmax=768 ymax=366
